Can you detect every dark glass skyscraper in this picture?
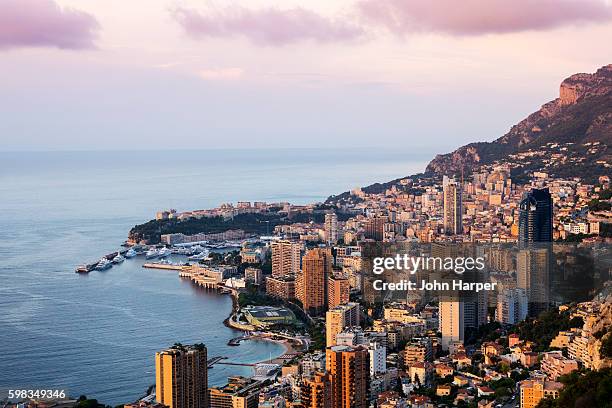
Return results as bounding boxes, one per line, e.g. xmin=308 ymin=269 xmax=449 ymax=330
xmin=519 ymin=188 xmax=553 ymax=243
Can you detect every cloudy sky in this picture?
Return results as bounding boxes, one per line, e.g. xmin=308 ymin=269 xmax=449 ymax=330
xmin=1 ymin=0 xmax=611 ymax=151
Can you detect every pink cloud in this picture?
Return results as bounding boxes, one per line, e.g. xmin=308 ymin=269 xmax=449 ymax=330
xmin=357 ymin=0 xmax=612 ymax=36
xmin=0 ymin=0 xmax=99 ymax=50
xmin=171 ymin=5 xmax=364 ymax=46
xmin=199 ymin=67 xmax=244 ymax=80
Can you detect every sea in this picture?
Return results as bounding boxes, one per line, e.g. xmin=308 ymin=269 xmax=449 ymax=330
xmin=0 ymin=148 xmax=430 ymax=405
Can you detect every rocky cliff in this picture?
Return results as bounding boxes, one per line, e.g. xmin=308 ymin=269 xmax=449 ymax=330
xmin=426 ymin=64 xmax=612 ymax=177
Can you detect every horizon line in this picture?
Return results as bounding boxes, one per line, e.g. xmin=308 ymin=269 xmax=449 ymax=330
xmin=0 ymin=146 xmax=440 ymax=154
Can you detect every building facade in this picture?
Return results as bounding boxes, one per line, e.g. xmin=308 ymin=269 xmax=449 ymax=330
xmin=519 ymin=188 xmax=553 ymax=243
xmin=155 ymin=344 xmax=208 ymax=408
xmin=443 ymin=176 xmax=463 ymax=235
xmin=326 ymin=302 xmax=361 ymax=347
xmin=326 ymin=345 xmax=370 ymax=408
xmin=271 ymin=241 xmax=302 ymax=277
xmin=298 ymin=248 xmax=333 ymax=316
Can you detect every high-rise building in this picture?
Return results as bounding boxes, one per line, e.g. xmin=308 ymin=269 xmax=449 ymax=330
xmin=324 ymin=213 xmax=339 ymax=245
xmin=326 ymin=345 xmax=370 ymax=408
xmin=271 ymin=240 xmax=301 ymax=277
xmin=517 ymin=248 xmax=550 ymax=316
xmin=265 ymin=275 xmax=296 ymax=300
xmin=155 ymin=344 xmax=208 ymax=408
xmin=364 ymin=216 xmax=387 ymax=241
xmin=519 ymin=188 xmax=553 ymax=243
xmin=209 ymin=376 xmax=260 ymax=408
xmin=439 ymin=300 xmax=464 ymax=350
xmin=327 ymin=274 xmax=350 ymax=309
xmin=325 ymin=302 xmax=360 ymax=347
xmin=298 ymin=248 xmax=333 ymax=316
xmin=495 ymin=288 xmax=528 ymax=324
xmin=443 ymin=176 xmax=463 ymax=235
xmin=367 ymin=341 xmax=386 ymax=377
xmin=461 ymin=269 xmax=489 ymax=331
xmin=301 ymin=372 xmax=332 ymax=408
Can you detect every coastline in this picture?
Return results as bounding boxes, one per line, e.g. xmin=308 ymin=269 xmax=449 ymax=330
xmin=2 ymin=148 xmax=420 ymax=406
xmin=221 ymin=290 xmax=301 ymax=366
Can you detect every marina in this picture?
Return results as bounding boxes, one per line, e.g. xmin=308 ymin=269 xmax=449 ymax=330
xmin=75 ymin=239 xmax=249 ymax=274
xmin=75 ymin=250 xmax=132 ymax=273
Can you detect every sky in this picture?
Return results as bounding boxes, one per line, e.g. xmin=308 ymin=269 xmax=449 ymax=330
xmin=0 ymin=0 xmax=611 ymax=152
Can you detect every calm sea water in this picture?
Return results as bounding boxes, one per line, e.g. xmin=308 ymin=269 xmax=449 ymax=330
xmin=0 ymin=149 xmax=429 ymax=405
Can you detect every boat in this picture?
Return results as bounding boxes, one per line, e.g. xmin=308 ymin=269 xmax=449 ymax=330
xmin=158 ymin=247 xmax=171 ymax=258
xmin=75 ymin=264 xmax=90 ymax=273
xmin=171 ymin=247 xmax=189 ymax=255
xmin=112 ymin=254 xmax=125 ymax=264
xmin=125 ymin=248 xmax=137 ymax=258
xmin=145 ymin=248 xmax=159 ymax=259
xmin=188 ymin=249 xmax=211 ymax=261
xmin=95 ymin=258 xmax=112 ymax=271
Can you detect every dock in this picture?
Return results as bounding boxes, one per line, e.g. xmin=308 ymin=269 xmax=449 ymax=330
xmin=215 ymin=361 xmax=255 ymax=367
xmin=142 ymin=263 xmax=186 ymax=271
xmin=75 ymin=250 xmax=128 ymax=273
xmin=207 ymin=356 xmax=227 ymax=368
xmin=206 ymin=356 xmax=254 ymax=368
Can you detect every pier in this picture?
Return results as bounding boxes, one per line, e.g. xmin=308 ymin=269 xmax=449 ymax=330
xmin=207 ymin=356 xmax=227 ymax=368
xmin=142 ymin=263 xmax=186 ymax=271
xmin=216 ymin=361 xmax=255 ymax=367
xmin=206 ymin=356 xmax=254 ymax=368
xmin=75 ymin=249 xmax=131 ymax=273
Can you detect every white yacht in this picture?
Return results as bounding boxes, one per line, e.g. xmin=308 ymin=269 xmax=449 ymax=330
xmin=112 ymin=254 xmax=125 ymax=264
xmin=145 ymin=248 xmax=159 ymax=259
xmin=95 ymin=258 xmax=112 ymax=270
xmin=188 ymin=249 xmax=210 ymax=261
xmin=125 ymin=248 xmax=137 ymax=258
xmin=158 ymin=247 xmax=171 ymax=258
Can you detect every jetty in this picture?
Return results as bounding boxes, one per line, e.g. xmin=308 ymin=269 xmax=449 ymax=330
xmin=75 ymin=249 xmax=130 ymax=273
xmin=206 ymin=356 xmax=254 ymax=368
xmin=142 ymin=263 xmax=186 ymax=271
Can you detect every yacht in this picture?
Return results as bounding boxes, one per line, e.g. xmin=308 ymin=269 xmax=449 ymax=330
xmin=188 ymin=249 xmax=211 ymax=261
xmin=95 ymin=258 xmax=112 ymax=271
xmin=145 ymin=248 xmax=159 ymax=259
xmin=112 ymin=254 xmax=125 ymax=264
xmin=158 ymin=247 xmax=171 ymax=258
xmin=125 ymin=248 xmax=137 ymax=258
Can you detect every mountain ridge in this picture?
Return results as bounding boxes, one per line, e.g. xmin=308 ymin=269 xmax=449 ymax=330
xmin=425 ymin=64 xmax=611 ymax=178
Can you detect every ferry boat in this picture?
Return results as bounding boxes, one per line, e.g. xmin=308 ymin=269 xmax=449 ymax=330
xmin=125 ymin=248 xmax=137 ymax=258
xmin=95 ymin=258 xmax=112 ymax=271
xmin=112 ymin=254 xmax=126 ymax=264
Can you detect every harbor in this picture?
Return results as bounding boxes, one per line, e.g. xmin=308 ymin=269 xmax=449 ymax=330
xmin=74 ymin=238 xmax=251 ymax=274
xmin=142 ymin=262 xmax=186 ymax=271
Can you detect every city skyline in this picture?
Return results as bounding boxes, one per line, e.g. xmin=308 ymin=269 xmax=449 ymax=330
xmin=1 ymin=2 xmax=610 ymax=408
xmin=1 ymin=0 xmax=611 ymax=151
